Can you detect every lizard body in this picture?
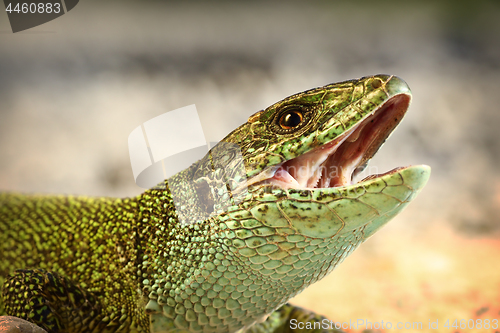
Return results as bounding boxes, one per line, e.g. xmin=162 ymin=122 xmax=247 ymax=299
xmin=0 ymin=75 xmax=430 ymax=333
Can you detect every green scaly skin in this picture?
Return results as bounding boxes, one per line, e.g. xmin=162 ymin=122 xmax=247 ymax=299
xmin=0 ymin=75 xmax=430 ymax=333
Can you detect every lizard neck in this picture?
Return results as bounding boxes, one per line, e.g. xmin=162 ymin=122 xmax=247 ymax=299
xmin=133 ymin=171 xmax=368 ymax=333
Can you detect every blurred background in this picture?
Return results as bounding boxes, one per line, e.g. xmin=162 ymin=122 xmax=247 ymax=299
xmin=1 ymin=1 xmax=499 ymax=332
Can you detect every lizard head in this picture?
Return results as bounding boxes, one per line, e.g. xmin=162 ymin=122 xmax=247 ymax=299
xmin=150 ymin=75 xmax=430 ymax=333
xmin=215 ymin=74 xmax=430 ymax=237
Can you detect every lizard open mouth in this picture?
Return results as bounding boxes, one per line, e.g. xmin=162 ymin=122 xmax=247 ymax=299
xmin=260 ymin=94 xmax=410 ymax=189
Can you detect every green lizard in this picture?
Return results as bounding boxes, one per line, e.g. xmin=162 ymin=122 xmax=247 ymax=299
xmin=0 ymin=75 xmax=430 ymax=333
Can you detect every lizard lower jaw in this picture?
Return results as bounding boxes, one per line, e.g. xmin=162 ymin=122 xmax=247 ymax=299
xmin=264 ymin=94 xmax=411 ymax=189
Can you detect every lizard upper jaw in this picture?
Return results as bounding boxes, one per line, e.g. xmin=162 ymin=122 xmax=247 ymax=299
xmin=264 ymin=94 xmax=411 ymax=189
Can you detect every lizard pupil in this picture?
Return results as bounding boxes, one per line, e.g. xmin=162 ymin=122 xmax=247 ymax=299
xmin=279 ymin=111 xmax=303 ymax=129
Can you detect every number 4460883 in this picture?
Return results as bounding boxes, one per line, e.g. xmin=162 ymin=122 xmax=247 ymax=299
xmin=444 ymin=319 xmax=499 ymax=330
xmin=5 ymin=2 xmax=61 ymax=14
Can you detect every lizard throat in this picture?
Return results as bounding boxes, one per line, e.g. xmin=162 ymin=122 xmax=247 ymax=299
xmin=260 ymin=94 xmax=410 ymax=189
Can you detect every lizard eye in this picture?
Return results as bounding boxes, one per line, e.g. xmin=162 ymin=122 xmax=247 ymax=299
xmin=279 ymin=110 xmax=303 ymax=129
xmin=271 ymin=106 xmax=311 ymax=134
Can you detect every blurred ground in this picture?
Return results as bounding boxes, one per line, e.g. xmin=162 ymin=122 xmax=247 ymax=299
xmin=1 ymin=1 xmax=500 ymax=332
